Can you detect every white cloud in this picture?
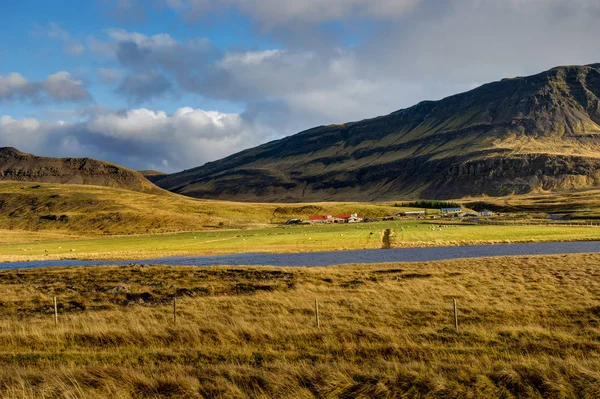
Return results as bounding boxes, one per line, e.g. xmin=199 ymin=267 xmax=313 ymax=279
xmin=116 ymin=71 xmax=172 ymax=103
xmin=0 ymin=73 xmax=30 ymax=96
xmin=105 ymin=29 xmax=178 ymax=48
xmin=0 ymin=71 xmax=91 ymax=103
xmin=89 ymin=28 xmax=211 ymax=57
xmin=161 ymin=0 xmax=420 ymax=25
xmin=88 ymin=29 xmax=217 ymax=103
xmin=219 ymin=49 xmax=282 ymax=67
xmin=0 ymin=107 xmax=271 ymax=171
xmin=0 ymin=115 xmax=60 ymax=153
xmin=42 ymin=72 xmax=91 ymax=102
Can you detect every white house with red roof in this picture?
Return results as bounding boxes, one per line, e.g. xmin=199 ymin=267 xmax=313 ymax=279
xmin=308 ymin=213 xmax=363 ymax=223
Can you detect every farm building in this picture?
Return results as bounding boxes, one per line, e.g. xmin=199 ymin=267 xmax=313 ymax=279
xmin=440 ymin=207 xmax=462 ymax=215
xmin=309 ymin=215 xmax=332 ymax=223
xmin=479 ymin=209 xmax=494 ymax=217
xmin=334 ymin=213 xmax=364 ymax=223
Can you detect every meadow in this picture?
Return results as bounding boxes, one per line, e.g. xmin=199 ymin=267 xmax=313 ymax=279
xmin=0 ymin=181 xmax=404 ymax=235
xmin=1 ymin=253 xmax=600 ymax=397
xmin=3 ymin=181 xmax=600 ymax=262
xmin=1 ymin=220 xmax=600 ymax=262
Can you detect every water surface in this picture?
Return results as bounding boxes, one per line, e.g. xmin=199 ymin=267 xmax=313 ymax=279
xmin=1 ymin=241 xmax=599 ymax=270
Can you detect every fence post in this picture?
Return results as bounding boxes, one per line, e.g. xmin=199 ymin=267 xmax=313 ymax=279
xmin=173 ymin=298 xmax=177 ymax=326
xmin=453 ymin=298 xmax=458 ymax=332
xmin=53 ymin=296 xmax=58 ymax=326
xmin=315 ymin=299 xmax=320 ymax=328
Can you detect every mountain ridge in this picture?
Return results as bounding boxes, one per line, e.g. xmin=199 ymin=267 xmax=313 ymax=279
xmin=0 ymin=147 xmax=163 ymax=194
xmin=153 ymin=63 xmax=600 ymax=201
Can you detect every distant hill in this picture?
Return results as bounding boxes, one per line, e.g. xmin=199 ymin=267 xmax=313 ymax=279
xmin=155 ymin=64 xmax=600 ymax=201
xmin=0 ymin=147 xmax=162 ymax=194
xmin=138 ymin=169 xmax=168 ymax=183
xmin=0 ymin=181 xmax=400 ymax=235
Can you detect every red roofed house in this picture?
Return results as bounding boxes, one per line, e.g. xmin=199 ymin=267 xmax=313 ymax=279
xmin=308 ymin=215 xmax=332 ymax=223
xmin=334 ymin=213 xmax=364 ymax=223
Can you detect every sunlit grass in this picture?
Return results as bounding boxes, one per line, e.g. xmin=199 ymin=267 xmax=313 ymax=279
xmin=2 ymin=219 xmax=600 ymax=262
xmin=1 ymin=254 xmax=600 ymax=397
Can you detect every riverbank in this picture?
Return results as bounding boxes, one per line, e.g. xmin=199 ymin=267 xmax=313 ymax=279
xmin=1 ymin=253 xmax=599 ymax=397
xmin=2 ymin=220 xmax=600 ymax=262
xmin=2 ymin=240 xmax=600 ymax=270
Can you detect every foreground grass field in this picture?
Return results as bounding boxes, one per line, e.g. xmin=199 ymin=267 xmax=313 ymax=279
xmin=1 ymin=253 xmax=600 ymax=397
xmin=1 ymin=220 xmax=600 ymax=262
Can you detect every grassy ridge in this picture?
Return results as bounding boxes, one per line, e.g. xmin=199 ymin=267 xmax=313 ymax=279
xmin=1 ymin=254 xmax=600 ymax=397
xmin=0 ymin=181 xmax=402 ymax=235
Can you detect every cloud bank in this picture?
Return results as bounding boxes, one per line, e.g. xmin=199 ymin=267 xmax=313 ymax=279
xmin=0 ymin=107 xmax=270 ymax=172
xmin=4 ymin=0 xmax=600 ymax=173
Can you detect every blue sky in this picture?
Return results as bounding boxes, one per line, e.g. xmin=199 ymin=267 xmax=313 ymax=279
xmin=1 ymin=0 xmax=600 ymax=172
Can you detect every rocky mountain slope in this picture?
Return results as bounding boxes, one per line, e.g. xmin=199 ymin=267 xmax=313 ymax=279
xmin=154 ymin=64 xmax=600 ymax=201
xmin=0 ymin=147 xmax=162 ymax=194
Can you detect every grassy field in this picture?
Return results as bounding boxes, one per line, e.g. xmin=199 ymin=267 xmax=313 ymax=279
xmin=3 ymin=181 xmax=600 ymax=262
xmin=0 ymin=181 xmax=404 ymax=235
xmin=1 ymin=254 xmax=600 ymax=397
xmin=1 ymin=220 xmax=600 ymax=262
xmin=463 ymin=188 xmax=600 ymax=217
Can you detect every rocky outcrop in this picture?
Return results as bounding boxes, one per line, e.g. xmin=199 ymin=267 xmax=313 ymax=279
xmin=0 ymin=147 xmax=163 ymax=194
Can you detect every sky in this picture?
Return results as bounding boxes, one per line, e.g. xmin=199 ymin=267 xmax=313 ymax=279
xmin=1 ymin=0 xmax=600 ymax=172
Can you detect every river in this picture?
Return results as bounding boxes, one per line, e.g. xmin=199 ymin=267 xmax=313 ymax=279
xmin=1 ymin=240 xmax=599 ymax=270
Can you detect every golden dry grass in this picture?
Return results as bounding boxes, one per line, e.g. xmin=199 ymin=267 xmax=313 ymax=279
xmin=463 ymin=188 xmax=600 ymax=216
xmin=0 ymin=181 xmax=404 ymax=236
xmin=1 ymin=254 xmax=600 ymax=397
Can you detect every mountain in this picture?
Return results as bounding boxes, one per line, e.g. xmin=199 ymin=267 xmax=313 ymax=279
xmin=138 ymin=169 xmax=168 ymax=183
xmin=154 ymin=64 xmax=600 ymax=201
xmin=0 ymin=147 xmax=162 ymax=194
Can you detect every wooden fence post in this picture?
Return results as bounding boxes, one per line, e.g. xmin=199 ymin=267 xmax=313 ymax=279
xmin=315 ymin=299 xmax=320 ymax=328
xmin=53 ymin=296 xmax=58 ymax=326
xmin=453 ymin=298 xmax=458 ymax=332
xmin=173 ymin=298 xmax=177 ymax=326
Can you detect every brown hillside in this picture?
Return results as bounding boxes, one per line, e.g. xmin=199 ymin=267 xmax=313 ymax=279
xmin=0 ymin=147 xmax=163 ymax=194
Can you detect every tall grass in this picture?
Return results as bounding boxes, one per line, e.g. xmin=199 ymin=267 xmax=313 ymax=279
xmin=1 ymin=254 xmax=600 ymax=397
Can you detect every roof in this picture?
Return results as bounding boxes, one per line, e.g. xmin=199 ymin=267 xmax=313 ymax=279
xmin=441 ymin=207 xmax=462 ymax=211
xmin=334 ymin=214 xmax=352 ymax=219
xmin=309 ymin=215 xmax=329 ymax=221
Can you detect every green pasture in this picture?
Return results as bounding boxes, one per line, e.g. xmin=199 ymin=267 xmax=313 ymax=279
xmin=2 ymin=220 xmax=600 ymax=261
